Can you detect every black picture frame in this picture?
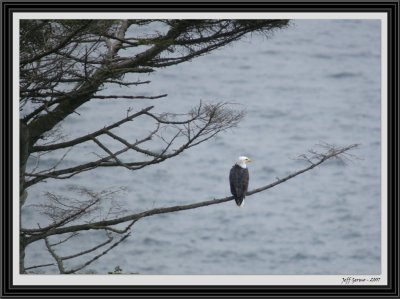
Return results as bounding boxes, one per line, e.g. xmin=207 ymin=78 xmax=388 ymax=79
xmin=1 ymin=1 xmax=398 ymax=298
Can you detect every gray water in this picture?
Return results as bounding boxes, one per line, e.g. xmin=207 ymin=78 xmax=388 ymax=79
xmin=23 ymin=19 xmax=381 ymax=275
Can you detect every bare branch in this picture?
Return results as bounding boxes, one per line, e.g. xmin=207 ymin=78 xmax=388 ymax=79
xmin=44 ymin=230 xmax=129 ymax=274
xmin=249 ymin=144 xmax=359 ymax=195
xmin=104 ymin=79 xmax=151 ymax=86
xmin=30 ymin=188 xmax=103 ymax=231
xmin=61 ymin=232 xmax=113 ymax=261
xmin=44 ymin=237 xmax=65 ymax=273
xmin=23 ymin=144 xmax=359 ymax=243
xmin=91 ymin=136 xmax=135 ymax=170
xmin=26 ymin=102 xmax=243 ymax=187
xmin=49 ymin=232 xmax=79 ymax=247
xmin=92 ymin=94 xmax=167 ymax=100
xmin=24 ymin=263 xmax=56 ymax=272
xmin=31 ymin=106 xmax=154 ymax=152
xmin=63 ymin=233 xmax=130 ymax=274
xmin=104 ymin=128 xmax=162 ymax=158
xmin=25 ymin=129 xmax=157 ymax=187
xmin=44 ymin=230 xmax=127 ymax=274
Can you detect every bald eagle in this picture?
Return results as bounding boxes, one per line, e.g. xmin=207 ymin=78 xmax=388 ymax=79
xmin=229 ymin=156 xmax=251 ymax=207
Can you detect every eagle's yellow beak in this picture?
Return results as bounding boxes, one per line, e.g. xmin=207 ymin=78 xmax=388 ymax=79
xmin=246 ymin=158 xmax=252 ymax=163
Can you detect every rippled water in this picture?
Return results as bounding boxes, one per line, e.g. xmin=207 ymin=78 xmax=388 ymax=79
xmin=23 ymin=19 xmax=381 ymax=275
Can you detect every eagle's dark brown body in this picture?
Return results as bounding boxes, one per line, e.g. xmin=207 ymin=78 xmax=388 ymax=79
xmin=229 ymin=164 xmax=249 ymax=207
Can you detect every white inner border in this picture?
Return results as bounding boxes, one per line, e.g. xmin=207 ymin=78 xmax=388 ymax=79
xmin=13 ymin=12 xmax=388 ymax=286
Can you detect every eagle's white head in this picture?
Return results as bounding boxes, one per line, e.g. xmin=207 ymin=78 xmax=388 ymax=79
xmin=236 ymin=156 xmax=252 ymax=169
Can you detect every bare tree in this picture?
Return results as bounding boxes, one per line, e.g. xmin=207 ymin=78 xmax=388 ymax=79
xmin=20 ymin=19 xmax=290 ymax=197
xmin=19 ymin=19 xmax=358 ymax=274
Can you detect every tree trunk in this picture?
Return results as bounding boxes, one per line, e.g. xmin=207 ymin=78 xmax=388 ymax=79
xmin=20 ymin=121 xmax=29 ymax=207
xmin=20 ymin=121 xmax=30 ymax=273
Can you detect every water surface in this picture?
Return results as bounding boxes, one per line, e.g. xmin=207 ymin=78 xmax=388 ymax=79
xmin=23 ymin=19 xmax=381 ymax=275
